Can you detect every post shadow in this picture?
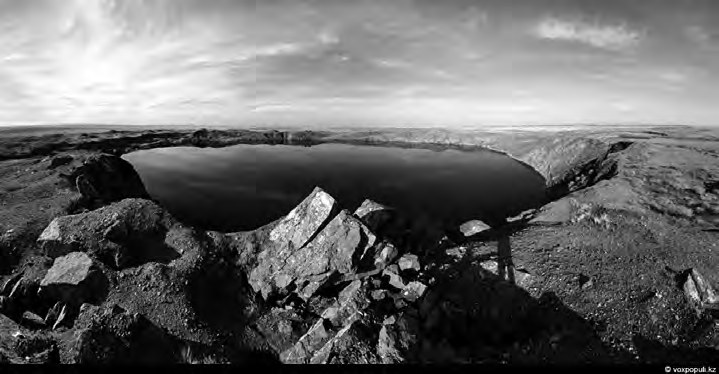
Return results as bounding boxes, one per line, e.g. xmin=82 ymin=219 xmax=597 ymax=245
xmin=497 ymin=233 xmax=514 ymax=285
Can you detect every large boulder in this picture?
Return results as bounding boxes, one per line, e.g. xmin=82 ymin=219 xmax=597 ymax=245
xmin=37 ymin=199 xmax=186 ymax=268
xmin=39 ymin=252 xmax=106 ymax=306
xmin=248 ymin=188 xmax=378 ymax=300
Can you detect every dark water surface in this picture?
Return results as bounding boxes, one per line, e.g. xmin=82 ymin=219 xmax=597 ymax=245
xmin=123 ymin=143 xmax=546 ymax=232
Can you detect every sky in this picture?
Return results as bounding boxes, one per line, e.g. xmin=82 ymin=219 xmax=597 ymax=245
xmin=0 ymin=0 xmax=718 ymax=127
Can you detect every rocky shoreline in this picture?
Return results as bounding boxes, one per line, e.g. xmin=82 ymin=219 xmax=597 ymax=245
xmin=0 ymin=126 xmax=718 ymax=364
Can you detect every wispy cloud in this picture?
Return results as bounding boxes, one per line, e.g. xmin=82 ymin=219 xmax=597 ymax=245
xmin=534 ymin=17 xmax=642 ymax=50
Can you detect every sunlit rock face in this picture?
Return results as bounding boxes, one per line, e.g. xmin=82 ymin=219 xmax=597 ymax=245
xmin=248 ymin=188 xmax=380 ymax=301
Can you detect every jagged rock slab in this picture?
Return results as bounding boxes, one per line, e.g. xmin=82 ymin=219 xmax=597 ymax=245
xmin=269 ymin=187 xmax=337 ymax=252
xmin=247 ymin=187 xmax=338 ymax=299
xmin=683 ymin=268 xmax=719 ymax=312
xmin=280 ymin=280 xmax=372 ymax=363
xmin=378 ymin=324 xmax=404 ymax=364
xmin=320 ymin=280 xmax=371 ymax=328
xmin=0 ymin=273 xmax=22 ymax=296
xmin=249 ymin=196 xmax=377 ymax=300
xmin=310 ymin=315 xmax=381 ymax=364
xmin=280 ymin=318 xmax=334 ymax=364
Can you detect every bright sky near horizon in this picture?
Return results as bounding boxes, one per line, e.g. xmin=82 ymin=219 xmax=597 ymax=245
xmin=0 ymin=0 xmax=717 ymax=127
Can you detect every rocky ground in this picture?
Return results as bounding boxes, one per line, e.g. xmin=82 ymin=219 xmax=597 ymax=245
xmin=0 ymin=125 xmax=718 ymax=364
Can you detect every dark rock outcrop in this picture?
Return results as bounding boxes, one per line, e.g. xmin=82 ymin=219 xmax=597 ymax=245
xmin=69 ymin=154 xmax=148 ymax=209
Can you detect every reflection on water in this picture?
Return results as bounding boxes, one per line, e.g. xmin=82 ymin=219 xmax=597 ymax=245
xmin=123 ymin=143 xmax=546 ymax=232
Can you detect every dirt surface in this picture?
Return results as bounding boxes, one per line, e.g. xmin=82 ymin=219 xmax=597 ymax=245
xmin=0 ymin=125 xmax=718 ymax=364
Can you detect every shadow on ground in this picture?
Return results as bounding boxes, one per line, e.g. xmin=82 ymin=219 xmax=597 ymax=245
xmin=421 ymin=237 xmax=634 ymax=363
xmin=434 ymin=217 xmax=719 ymax=364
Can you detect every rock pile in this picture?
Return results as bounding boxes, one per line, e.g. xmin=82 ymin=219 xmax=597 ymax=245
xmin=226 ymin=188 xmax=441 ymax=363
xmin=1 ymin=185 xmax=448 ymax=364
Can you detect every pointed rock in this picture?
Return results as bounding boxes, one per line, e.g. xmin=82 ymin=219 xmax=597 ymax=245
xmin=684 ymin=268 xmax=719 ymax=312
xmin=44 ymin=302 xmax=63 ymax=327
xmin=281 ymin=280 xmax=373 ymax=364
xmin=320 ymin=280 xmax=371 ymax=328
xmin=269 ymin=187 xmax=337 ymax=251
xmin=378 ymin=325 xmax=404 ymax=364
xmin=310 ymin=315 xmax=381 ymax=364
xmin=0 ymin=273 xmax=22 ymax=296
xmin=52 ymin=304 xmax=68 ymax=330
xmin=249 ymin=202 xmax=376 ymax=300
xmin=37 ymin=218 xmax=75 ymax=258
xmin=280 ymin=319 xmax=333 ymax=364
